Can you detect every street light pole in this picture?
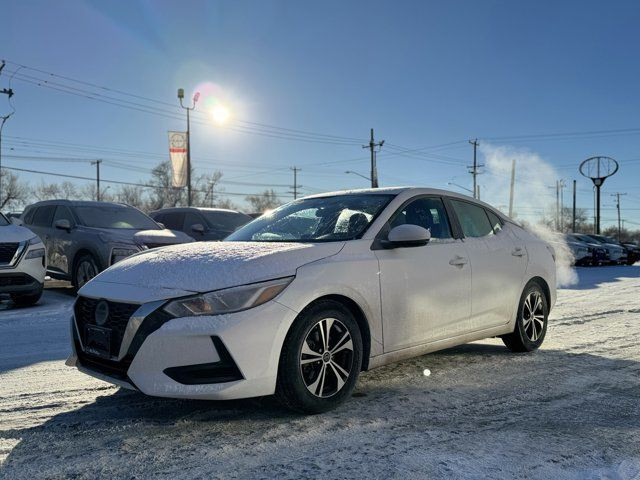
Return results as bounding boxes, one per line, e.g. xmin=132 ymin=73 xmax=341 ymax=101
xmin=178 ymin=88 xmax=199 ymax=206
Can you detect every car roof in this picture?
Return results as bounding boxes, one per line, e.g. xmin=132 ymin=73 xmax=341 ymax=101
xmin=150 ymin=207 xmax=247 ymax=215
xmin=301 ymin=187 xmax=512 ymax=221
xmin=26 ymin=200 xmax=130 ymax=208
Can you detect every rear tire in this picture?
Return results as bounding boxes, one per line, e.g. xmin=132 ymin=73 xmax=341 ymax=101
xmin=73 ymin=253 xmax=99 ymax=289
xmin=502 ymin=282 xmax=548 ymax=353
xmin=10 ymin=285 xmax=43 ymax=306
xmin=276 ymin=300 xmax=363 ymax=414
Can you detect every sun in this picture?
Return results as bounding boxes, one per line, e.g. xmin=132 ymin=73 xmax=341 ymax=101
xmin=211 ymin=104 xmax=230 ymax=124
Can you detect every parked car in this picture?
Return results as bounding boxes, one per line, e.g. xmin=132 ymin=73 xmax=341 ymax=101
xmin=0 ymin=211 xmax=46 ymax=305
xmin=621 ymin=241 xmax=640 ymax=265
xmin=569 ymin=233 xmax=617 ymax=265
xmin=20 ymin=200 xmax=193 ymax=288
xmin=150 ymin=207 xmax=252 ymax=241
xmin=67 ymin=187 xmax=556 ymax=413
xmin=584 ymin=234 xmax=628 ymax=265
xmin=565 ymin=234 xmax=608 ymax=266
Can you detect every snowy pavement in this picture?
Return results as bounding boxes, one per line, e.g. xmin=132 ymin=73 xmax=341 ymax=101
xmin=1 ymin=267 xmax=639 ymax=479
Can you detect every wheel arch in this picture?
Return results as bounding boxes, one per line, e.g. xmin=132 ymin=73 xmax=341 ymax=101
xmin=292 ymin=294 xmax=372 ymax=371
xmin=527 ymin=276 xmax=551 ymax=307
xmin=71 ymin=248 xmax=103 ymax=285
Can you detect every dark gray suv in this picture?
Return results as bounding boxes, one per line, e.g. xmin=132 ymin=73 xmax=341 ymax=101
xmin=150 ymin=207 xmax=252 ymax=241
xmin=21 ymin=200 xmax=193 ymax=287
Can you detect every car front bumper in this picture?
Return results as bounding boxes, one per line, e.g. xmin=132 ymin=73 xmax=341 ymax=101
xmin=0 ymin=253 xmax=46 ymax=295
xmin=68 ymin=297 xmax=299 ymax=400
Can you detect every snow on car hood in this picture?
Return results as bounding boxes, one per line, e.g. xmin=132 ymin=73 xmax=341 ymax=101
xmin=0 ymin=224 xmax=39 ymax=243
xmin=90 ymin=241 xmax=345 ymax=293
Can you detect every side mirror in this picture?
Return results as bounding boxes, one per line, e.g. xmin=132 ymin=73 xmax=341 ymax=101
xmin=383 ymin=224 xmax=431 ymax=249
xmin=156 ymin=222 xmax=166 ymax=229
xmin=54 ymin=218 xmax=72 ymax=231
xmin=191 ymin=223 xmax=205 ymax=234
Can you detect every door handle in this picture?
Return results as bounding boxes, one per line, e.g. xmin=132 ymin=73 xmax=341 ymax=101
xmin=512 ymin=247 xmax=526 ymax=257
xmin=449 ymin=255 xmax=468 ymax=267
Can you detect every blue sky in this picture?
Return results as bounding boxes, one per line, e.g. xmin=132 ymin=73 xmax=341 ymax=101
xmin=2 ymin=0 xmax=640 ymax=227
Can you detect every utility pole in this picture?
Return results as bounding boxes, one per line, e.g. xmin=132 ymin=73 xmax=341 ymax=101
xmin=508 ymin=159 xmax=516 ymax=217
xmin=177 ymin=88 xmax=200 ymax=206
xmin=362 ymin=129 xmax=383 ymax=188
xmin=91 ymin=160 xmax=102 ymax=201
xmin=572 ymin=180 xmax=577 ymax=232
xmin=559 ymin=180 xmax=566 ymax=231
xmin=611 ymin=192 xmax=627 ymax=240
xmin=290 ymin=166 xmax=301 ymax=199
xmin=556 ymin=180 xmax=560 ymax=230
xmin=468 ymin=139 xmax=482 ymax=199
xmin=0 ymin=60 xmax=15 ymax=209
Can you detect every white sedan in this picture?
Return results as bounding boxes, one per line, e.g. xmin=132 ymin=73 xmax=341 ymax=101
xmin=67 ymin=188 xmax=556 ymax=413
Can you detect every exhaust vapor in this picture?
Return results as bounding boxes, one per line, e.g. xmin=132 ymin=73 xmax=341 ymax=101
xmin=479 ymin=144 xmax=578 ymax=287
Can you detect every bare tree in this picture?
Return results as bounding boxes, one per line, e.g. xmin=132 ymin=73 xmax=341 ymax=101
xmin=0 ymin=170 xmax=29 ymax=211
xmin=116 ymin=185 xmax=146 ymax=209
xmin=245 ymin=189 xmax=281 ymax=213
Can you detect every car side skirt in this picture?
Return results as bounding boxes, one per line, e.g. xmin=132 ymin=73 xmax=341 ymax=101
xmin=367 ymin=324 xmax=513 ymax=370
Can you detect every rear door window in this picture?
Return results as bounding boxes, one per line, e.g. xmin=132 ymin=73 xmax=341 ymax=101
xmin=31 ymin=206 xmax=56 ymax=227
xmin=450 ymin=200 xmax=494 ymax=238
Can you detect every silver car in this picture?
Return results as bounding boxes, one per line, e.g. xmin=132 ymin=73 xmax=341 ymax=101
xmin=0 ymin=212 xmax=47 ymax=305
xmin=21 ymin=200 xmax=193 ymax=288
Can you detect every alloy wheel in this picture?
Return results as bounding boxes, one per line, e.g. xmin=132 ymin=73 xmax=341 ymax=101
xmin=522 ymin=291 xmax=545 ymax=341
xmin=299 ymin=317 xmax=354 ymax=398
xmin=76 ymin=260 xmax=97 ymax=288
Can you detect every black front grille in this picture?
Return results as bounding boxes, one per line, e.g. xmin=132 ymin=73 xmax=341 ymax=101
xmin=0 ymin=243 xmax=19 ymax=264
xmin=74 ymin=297 xmax=139 ymax=358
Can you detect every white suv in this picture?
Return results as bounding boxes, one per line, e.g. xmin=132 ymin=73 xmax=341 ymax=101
xmin=0 ymin=212 xmax=47 ymax=305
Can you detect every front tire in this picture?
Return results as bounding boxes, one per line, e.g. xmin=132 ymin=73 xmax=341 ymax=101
xmin=502 ymin=282 xmax=548 ymax=352
xmin=276 ymin=300 xmax=363 ymax=414
xmin=73 ymin=253 xmax=99 ymax=289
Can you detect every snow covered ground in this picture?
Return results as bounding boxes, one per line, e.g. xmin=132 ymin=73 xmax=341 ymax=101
xmin=1 ymin=267 xmax=639 ymax=479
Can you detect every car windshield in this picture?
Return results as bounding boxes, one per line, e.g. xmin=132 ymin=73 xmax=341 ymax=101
xmin=227 ymin=194 xmax=394 ymax=242
xmin=0 ymin=213 xmax=8 ymax=226
xmin=202 ymin=211 xmax=251 ymax=231
xmin=75 ymin=206 xmax=160 ymax=230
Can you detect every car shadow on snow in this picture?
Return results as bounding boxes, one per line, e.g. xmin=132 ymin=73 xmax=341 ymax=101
xmin=564 ymin=264 xmax=640 ymax=291
xmin=2 ymin=344 xmax=639 ymax=478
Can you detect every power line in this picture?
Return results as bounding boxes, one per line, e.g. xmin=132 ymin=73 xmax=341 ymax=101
xmin=4 ymin=63 xmax=365 ymax=146
xmin=2 ymin=165 xmax=293 ymax=198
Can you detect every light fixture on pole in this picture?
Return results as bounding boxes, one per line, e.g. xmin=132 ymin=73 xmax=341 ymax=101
xmin=345 ymin=170 xmax=371 ymax=183
xmin=178 ymin=88 xmax=200 ymax=206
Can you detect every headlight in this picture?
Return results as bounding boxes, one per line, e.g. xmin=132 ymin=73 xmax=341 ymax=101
xmin=111 ymin=246 xmax=139 ymax=264
xmin=28 ymin=236 xmax=43 ymax=246
xmin=25 ymin=248 xmax=45 ymax=259
xmin=164 ymin=276 xmax=294 ymax=317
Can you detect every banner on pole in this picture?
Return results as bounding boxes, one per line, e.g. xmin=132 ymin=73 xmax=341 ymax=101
xmin=168 ymin=131 xmax=188 ymax=187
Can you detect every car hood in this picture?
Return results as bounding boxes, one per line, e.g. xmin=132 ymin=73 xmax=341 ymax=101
xmin=601 ymin=243 xmax=624 ymax=251
xmin=81 ymin=227 xmax=193 ymax=245
xmin=86 ymin=241 xmax=345 ymax=294
xmin=0 ymin=224 xmax=39 ymax=243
